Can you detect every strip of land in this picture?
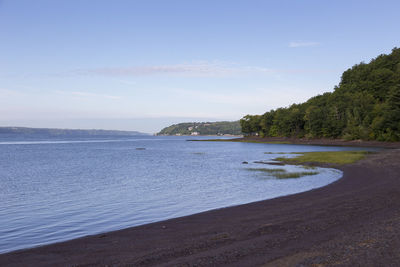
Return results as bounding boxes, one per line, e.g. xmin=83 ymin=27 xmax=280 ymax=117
xmin=2 ymin=140 xmax=400 ymax=266
xmin=191 ymin=136 xmax=400 ymax=148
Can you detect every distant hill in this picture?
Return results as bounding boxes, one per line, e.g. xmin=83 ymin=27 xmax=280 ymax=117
xmin=157 ymin=121 xmax=242 ymax=136
xmin=0 ymin=127 xmax=148 ymax=136
xmin=241 ymin=47 xmax=400 ymax=141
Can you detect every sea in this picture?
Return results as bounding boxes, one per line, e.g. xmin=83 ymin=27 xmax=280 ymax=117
xmin=0 ymin=134 xmax=365 ymax=253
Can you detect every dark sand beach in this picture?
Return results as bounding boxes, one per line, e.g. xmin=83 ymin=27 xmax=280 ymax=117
xmin=2 ymin=139 xmax=400 ymax=266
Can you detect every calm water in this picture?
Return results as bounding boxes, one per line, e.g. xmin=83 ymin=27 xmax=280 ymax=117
xmin=0 ymin=135 xmax=364 ymax=253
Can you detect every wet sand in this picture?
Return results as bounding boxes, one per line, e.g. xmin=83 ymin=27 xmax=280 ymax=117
xmin=1 ymin=140 xmax=400 ymax=266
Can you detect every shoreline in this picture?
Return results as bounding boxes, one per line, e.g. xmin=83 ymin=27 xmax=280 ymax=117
xmin=2 ymin=142 xmax=400 ymax=266
xmin=191 ymin=136 xmax=400 ymax=149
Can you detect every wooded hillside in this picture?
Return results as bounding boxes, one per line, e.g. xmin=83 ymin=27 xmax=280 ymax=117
xmin=240 ymin=48 xmax=400 ymax=141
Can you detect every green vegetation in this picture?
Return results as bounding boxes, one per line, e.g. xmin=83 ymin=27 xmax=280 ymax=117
xmin=246 ymin=167 xmax=319 ymax=179
xmin=274 ymin=171 xmax=319 ymax=179
xmin=246 ymin=168 xmax=286 ymax=173
xmin=157 ymin=121 xmax=241 ymax=136
xmin=264 ymin=152 xmax=303 ymax=154
xmin=302 ymin=165 xmax=317 ymax=170
xmin=191 ymin=139 xmax=290 ymax=144
xmin=189 ymin=138 xmax=238 ymax=142
xmin=244 ymin=140 xmax=290 ymax=144
xmin=275 ymin=151 xmax=368 ymax=165
xmin=240 ymin=48 xmax=400 ymax=141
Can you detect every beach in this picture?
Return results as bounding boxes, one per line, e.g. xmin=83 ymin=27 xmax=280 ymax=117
xmin=1 ymin=140 xmax=400 ymax=266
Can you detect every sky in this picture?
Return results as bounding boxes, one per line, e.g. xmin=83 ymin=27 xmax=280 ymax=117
xmin=0 ymin=0 xmax=399 ymax=133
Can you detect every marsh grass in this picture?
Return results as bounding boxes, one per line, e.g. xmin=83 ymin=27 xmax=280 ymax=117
xmin=189 ymin=139 xmax=290 ymax=144
xmin=274 ymin=171 xmax=319 ymax=179
xmin=246 ymin=168 xmax=286 ymax=173
xmin=264 ymin=152 xmax=304 ymax=155
xmin=246 ymin=168 xmax=320 ymax=179
xmin=275 ymin=151 xmax=368 ymax=165
xmin=188 ymin=139 xmax=233 ymax=142
xmin=302 ymin=165 xmax=317 ymax=170
xmin=250 ymin=141 xmax=290 ymax=144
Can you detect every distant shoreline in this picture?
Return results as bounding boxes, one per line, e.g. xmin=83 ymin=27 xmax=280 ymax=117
xmin=0 ymin=126 xmax=148 ymax=136
xmin=2 ymin=142 xmax=400 ymax=266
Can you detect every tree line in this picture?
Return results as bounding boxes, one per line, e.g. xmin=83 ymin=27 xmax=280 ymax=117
xmin=240 ymin=48 xmax=400 ymax=141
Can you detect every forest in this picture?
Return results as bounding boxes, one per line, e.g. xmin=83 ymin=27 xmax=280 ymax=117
xmin=240 ymin=48 xmax=400 ymax=141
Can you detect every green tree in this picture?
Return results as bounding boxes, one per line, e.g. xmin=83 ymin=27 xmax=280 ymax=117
xmin=239 ymin=47 xmax=400 ymax=141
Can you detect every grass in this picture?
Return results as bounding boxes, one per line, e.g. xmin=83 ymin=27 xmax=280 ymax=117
xmin=264 ymin=152 xmax=304 ymax=154
xmin=188 ymin=139 xmax=290 ymax=144
xmin=244 ymin=140 xmax=291 ymax=144
xmin=302 ymin=165 xmax=317 ymax=170
xmin=246 ymin=168 xmax=320 ymax=179
xmin=188 ymin=139 xmax=233 ymax=142
xmin=274 ymin=150 xmax=368 ymax=165
xmin=246 ymin=168 xmax=286 ymax=173
xmin=253 ymin=161 xmax=286 ymax=166
xmin=274 ymin=171 xmax=319 ymax=179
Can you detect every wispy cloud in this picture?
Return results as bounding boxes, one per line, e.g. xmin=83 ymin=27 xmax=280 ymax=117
xmin=115 ymin=79 xmax=138 ymax=86
xmin=77 ymin=61 xmax=276 ymax=77
xmin=288 ymin=41 xmax=320 ymax=48
xmin=56 ymin=90 xmax=121 ymax=100
xmin=0 ymin=88 xmax=27 ymax=97
xmin=72 ymin=60 xmax=337 ymax=78
xmin=170 ymin=87 xmax=308 ymax=107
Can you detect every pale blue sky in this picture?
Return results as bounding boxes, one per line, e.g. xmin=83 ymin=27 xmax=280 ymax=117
xmin=0 ymin=0 xmax=399 ymax=133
